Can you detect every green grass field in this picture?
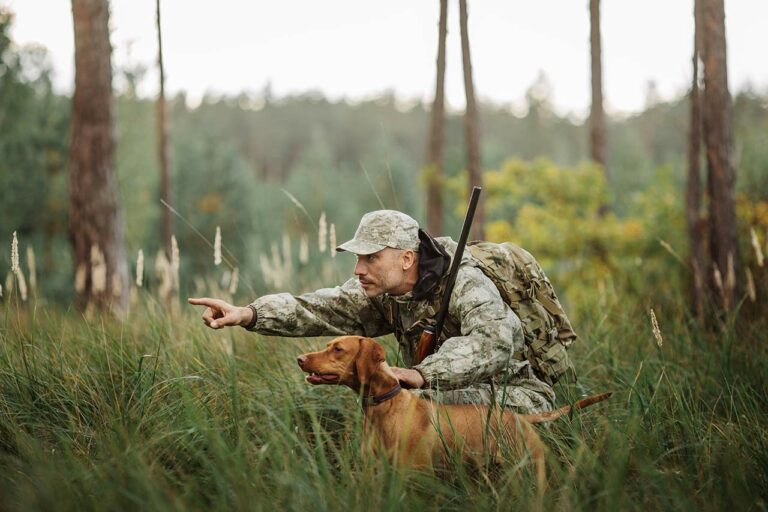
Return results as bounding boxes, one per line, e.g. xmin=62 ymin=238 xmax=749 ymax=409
xmin=1 ymin=295 xmax=766 ymax=511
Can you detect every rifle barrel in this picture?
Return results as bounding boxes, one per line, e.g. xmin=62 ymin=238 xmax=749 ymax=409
xmin=432 ymin=186 xmax=481 ymax=341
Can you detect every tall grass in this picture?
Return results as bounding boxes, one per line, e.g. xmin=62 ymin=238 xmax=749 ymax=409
xmin=1 ymin=292 xmax=766 ymax=510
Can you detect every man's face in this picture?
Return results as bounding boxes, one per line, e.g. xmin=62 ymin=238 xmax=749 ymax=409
xmin=354 ymin=248 xmax=414 ymax=297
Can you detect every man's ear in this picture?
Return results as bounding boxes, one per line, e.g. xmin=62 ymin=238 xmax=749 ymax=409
xmin=401 ymin=249 xmax=417 ymax=271
xmin=355 ymin=337 xmax=386 ymax=386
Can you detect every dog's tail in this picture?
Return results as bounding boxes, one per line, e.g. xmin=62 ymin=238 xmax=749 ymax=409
xmin=523 ymin=392 xmax=612 ymax=424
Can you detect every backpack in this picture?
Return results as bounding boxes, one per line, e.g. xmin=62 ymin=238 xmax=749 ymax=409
xmin=466 ymin=241 xmax=577 ymax=385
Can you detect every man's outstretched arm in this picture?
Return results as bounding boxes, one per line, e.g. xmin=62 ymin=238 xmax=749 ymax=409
xmin=189 ymin=277 xmax=392 ymax=338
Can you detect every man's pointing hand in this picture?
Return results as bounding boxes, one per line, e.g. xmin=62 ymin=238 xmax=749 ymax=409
xmin=187 ymin=297 xmax=254 ymax=329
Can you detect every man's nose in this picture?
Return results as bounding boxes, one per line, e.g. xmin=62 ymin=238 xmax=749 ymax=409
xmin=297 ymin=355 xmax=308 ymax=368
xmin=354 ymin=259 xmax=366 ymax=276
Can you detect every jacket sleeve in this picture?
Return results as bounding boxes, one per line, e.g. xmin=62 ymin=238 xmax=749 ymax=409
xmin=248 ymin=277 xmax=393 ymax=338
xmin=413 ymin=266 xmax=527 ymax=389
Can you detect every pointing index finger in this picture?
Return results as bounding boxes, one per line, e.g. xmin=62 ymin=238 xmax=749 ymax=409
xmin=188 ymin=297 xmax=215 ymax=307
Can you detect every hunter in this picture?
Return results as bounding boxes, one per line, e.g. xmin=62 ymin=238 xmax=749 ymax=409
xmin=189 ymin=210 xmax=557 ymax=414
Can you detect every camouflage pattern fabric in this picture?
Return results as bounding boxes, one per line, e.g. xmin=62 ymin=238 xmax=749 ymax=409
xmin=413 ymin=374 xmax=555 ymax=414
xmin=249 ymin=237 xmax=555 ymax=415
xmin=336 ymin=210 xmax=421 ymax=255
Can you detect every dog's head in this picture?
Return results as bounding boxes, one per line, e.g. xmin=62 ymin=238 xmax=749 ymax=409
xmin=297 ymin=336 xmax=387 ymax=391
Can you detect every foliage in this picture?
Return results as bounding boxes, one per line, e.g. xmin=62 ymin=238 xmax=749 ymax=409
xmin=460 ymin=158 xmax=686 ymax=320
xmin=0 ymin=9 xmax=70 ymax=299
xmin=733 ymin=89 xmax=768 ymax=200
xmin=0 ymin=291 xmax=766 ymax=510
xmin=2 ymin=6 xmax=768 ymax=303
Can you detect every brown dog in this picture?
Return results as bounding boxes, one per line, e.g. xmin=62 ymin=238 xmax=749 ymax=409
xmin=297 ymin=336 xmax=610 ymax=481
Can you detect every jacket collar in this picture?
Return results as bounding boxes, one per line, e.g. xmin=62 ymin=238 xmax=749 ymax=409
xmin=412 ymin=229 xmax=451 ymax=300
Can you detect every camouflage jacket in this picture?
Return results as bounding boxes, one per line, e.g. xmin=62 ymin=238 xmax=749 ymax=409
xmin=248 ymin=237 xmax=537 ymax=391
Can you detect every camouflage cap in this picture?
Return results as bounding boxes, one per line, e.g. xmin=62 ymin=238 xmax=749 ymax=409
xmin=336 ymin=210 xmax=420 ymax=255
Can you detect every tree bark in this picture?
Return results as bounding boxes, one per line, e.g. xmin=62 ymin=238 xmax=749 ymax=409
xmin=589 ymin=0 xmax=607 ymax=181
xmin=156 ymin=0 xmax=172 ymax=256
xmin=459 ymin=0 xmax=484 ymax=240
xmin=701 ymin=0 xmax=739 ymax=313
xmin=687 ymin=0 xmax=707 ymax=319
xmin=426 ymin=0 xmax=447 ymax=236
xmin=69 ymin=0 xmax=128 ymax=312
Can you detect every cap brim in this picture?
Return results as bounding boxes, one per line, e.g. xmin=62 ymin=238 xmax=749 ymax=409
xmin=335 ymin=239 xmax=385 ymax=255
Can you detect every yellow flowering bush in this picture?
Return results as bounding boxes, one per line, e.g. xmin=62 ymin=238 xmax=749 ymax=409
xmin=453 ymin=159 xmax=687 ymax=319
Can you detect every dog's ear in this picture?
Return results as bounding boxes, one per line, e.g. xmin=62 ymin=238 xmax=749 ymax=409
xmin=355 ymin=337 xmax=385 ymax=386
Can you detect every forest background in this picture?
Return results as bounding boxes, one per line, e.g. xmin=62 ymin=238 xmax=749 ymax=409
xmin=1 ymin=2 xmax=767 ymax=509
xmin=2 ymin=14 xmax=767 ymax=312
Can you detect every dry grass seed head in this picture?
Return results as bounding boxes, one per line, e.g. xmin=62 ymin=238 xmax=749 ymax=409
xmin=16 ymin=267 xmax=27 ymax=301
xmin=220 ymin=269 xmax=231 ymax=288
xmin=26 ymin=245 xmax=36 ymax=294
xmin=228 ymin=267 xmax=239 ymax=295
xmin=745 ymin=268 xmax=756 ymax=303
xmin=74 ymin=264 xmax=86 ymax=293
xmin=725 ymin=253 xmax=735 ymax=296
xmin=270 ymin=242 xmax=284 ymax=288
xmin=171 ymin=235 xmax=180 ymax=290
xmin=330 ymin=224 xmax=337 ymax=258
xmin=136 ymin=249 xmax=144 ymax=287
xmin=9 ymin=232 xmax=28 ymax=300
xmin=713 ymin=265 xmax=724 ymax=293
xmin=155 ymin=249 xmax=173 ymax=301
xmin=90 ymin=245 xmax=106 ymax=295
xmin=318 ymin=212 xmax=327 ymax=253
xmin=282 ymin=234 xmax=293 ymax=273
xmin=750 ymin=228 xmax=764 ymax=267
xmin=649 ymin=308 xmax=663 ymax=347
xmin=259 ymin=254 xmax=272 ymax=287
xmin=299 ymin=234 xmax=309 ymax=264
xmin=11 ymin=231 xmax=19 ymax=273
xmin=214 ymin=226 xmax=222 ymax=266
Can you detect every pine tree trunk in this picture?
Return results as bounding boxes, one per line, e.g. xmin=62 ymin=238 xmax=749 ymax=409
xmin=426 ymin=0 xmax=448 ymax=236
xmin=687 ymin=0 xmax=707 ymax=320
xmin=156 ymin=0 xmax=172 ymax=256
xmin=69 ymin=0 xmax=128 ymax=312
xmin=459 ymin=0 xmax=484 ymax=240
xmin=701 ymin=0 xmax=739 ymax=313
xmin=589 ymin=0 xmax=607 ymax=181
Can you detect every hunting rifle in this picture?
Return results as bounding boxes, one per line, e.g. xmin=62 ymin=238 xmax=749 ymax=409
xmin=414 ymin=186 xmax=482 ymax=365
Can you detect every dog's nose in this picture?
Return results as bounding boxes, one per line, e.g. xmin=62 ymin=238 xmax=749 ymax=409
xmin=297 ymin=355 xmax=307 ymax=368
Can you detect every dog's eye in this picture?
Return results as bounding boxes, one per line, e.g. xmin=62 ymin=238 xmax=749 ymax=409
xmin=333 ymin=346 xmax=343 ymax=353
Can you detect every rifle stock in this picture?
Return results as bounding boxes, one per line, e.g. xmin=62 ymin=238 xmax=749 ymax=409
xmin=414 ymin=326 xmax=436 ymax=366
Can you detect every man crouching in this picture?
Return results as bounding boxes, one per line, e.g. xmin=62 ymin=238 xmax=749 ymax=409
xmin=189 ymin=210 xmax=556 ymax=414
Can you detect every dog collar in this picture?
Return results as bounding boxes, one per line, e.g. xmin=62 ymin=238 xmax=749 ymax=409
xmin=362 ymin=383 xmax=402 ymax=407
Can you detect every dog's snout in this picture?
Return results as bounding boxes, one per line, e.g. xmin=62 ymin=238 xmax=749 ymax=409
xmin=297 ymin=354 xmax=308 ymax=368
